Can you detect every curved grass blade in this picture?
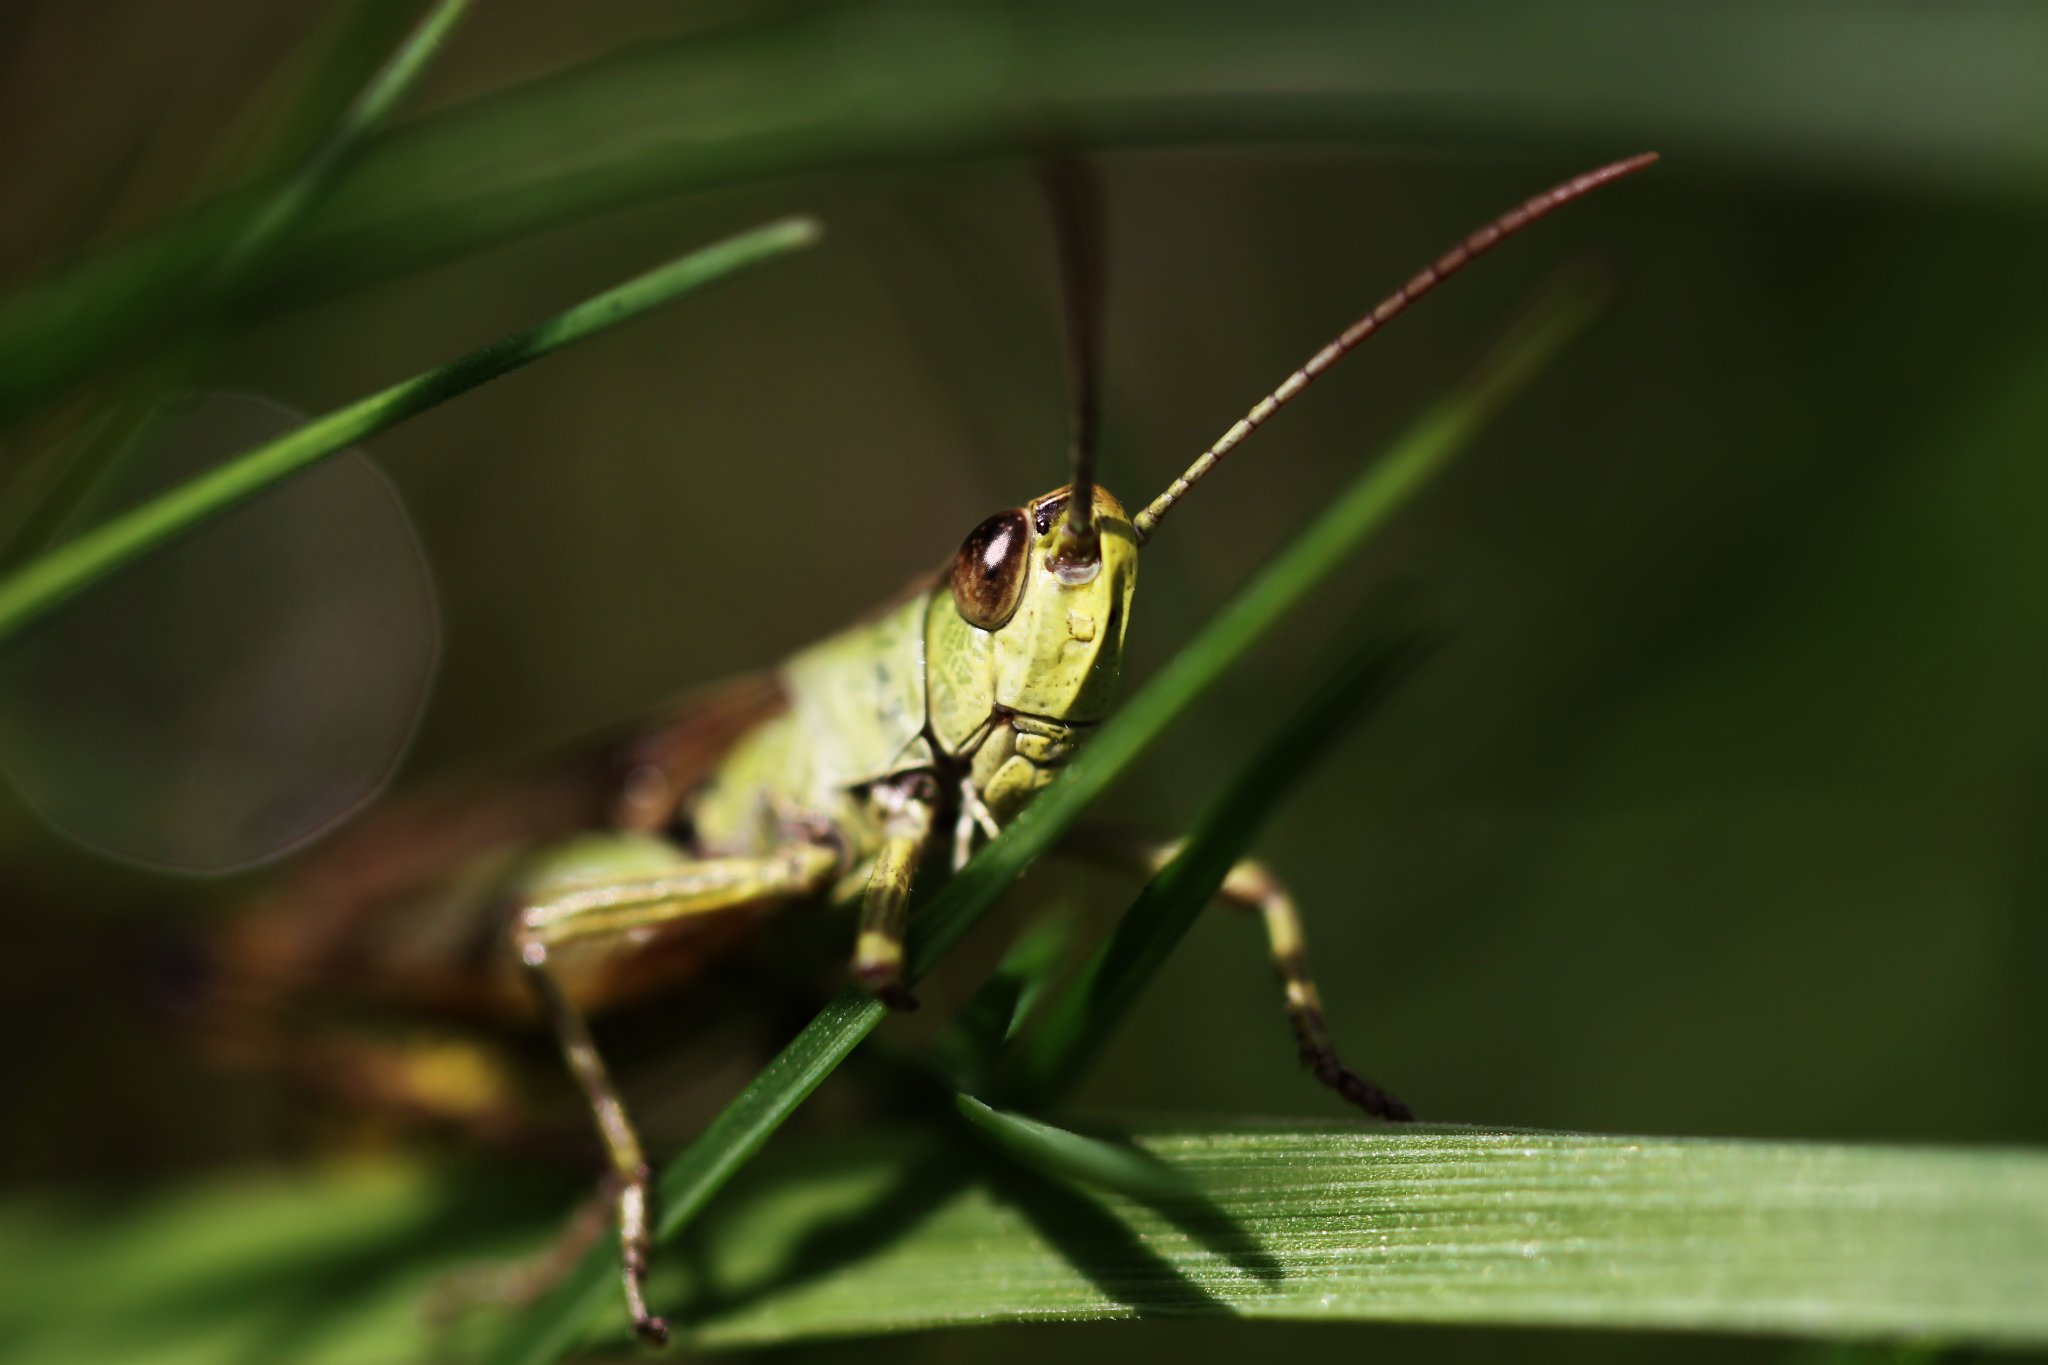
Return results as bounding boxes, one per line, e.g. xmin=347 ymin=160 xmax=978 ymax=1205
xmin=954 ymin=1094 xmax=1190 ymax=1201
xmin=1003 ymin=613 xmax=1431 ymax=1107
xmin=212 ymin=0 xmax=472 ymax=281
xmin=0 ymin=216 xmax=821 ymax=651
xmin=4 ymin=0 xmax=2045 ymax=424
xmin=481 ymin=284 xmax=1602 ymax=1365
xmin=933 ymin=905 xmax=1080 ymax=1087
xmin=0 ymin=0 xmax=469 ymax=442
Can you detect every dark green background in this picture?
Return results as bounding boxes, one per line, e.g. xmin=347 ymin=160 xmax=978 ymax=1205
xmin=2 ymin=2 xmax=2044 ymax=1361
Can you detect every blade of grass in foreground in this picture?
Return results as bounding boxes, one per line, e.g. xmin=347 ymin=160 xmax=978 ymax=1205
xmin=668 ymin=1124 xmax=2048 ymax=1349
xmin=0 ymin=216 xmax=819 ymax=650
xmin=9 ymin=1125 xmax=2046 ymax=1359
xmin=482 ymin=285 xmax=1601 ymax=1365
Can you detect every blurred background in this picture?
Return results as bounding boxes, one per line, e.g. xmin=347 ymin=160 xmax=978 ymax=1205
xmin=1 ymin=1 xmax=2046 ymax=1361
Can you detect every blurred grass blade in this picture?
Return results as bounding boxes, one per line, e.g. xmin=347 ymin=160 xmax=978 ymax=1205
xmin=0 ymin=216 xmax=820 ymax=650
xmin=483 ymin=287 xmax=1599 ymax=1365
xmin=212 ymin=0 xmax=471 ymax=279
xmin=0 ymin=0 xmax=469 ymax=434
xmin=954 ymin=1094 xmax=1190 ymax=1200
xmin=4 ymin=0 xmax=470 ymax=554
xmin=9 ymin=4 xmax=2048 ymax=422
xmin=1006 ymin=616 xmax=1429 ymax=1107
xmin=933 ymin=906 xmax=1080 ymax=1086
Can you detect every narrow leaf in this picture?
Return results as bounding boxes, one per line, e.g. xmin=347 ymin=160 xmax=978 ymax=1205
xmin=954 ymin=1094 xmax=1190 ymax=1200
xmin=0 ymin=0 xmax=471 ymax=435
xmin=6 ymin=0 xmax=2045 ymax=419
xmin=1007 ymin=615 xmax=1429 ymax=1105
xmin=934 ymin=905 xmax=1080 ymax=1086
xmin=1 ymin=0 xmax=472 ymax=561
xmin=0 ymin=217 xmax=820 ymax=650
xmin=216 ymin=0 xmax=473 ymax=284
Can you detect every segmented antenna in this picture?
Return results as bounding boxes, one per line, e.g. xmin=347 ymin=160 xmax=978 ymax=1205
xmin=1042 ymin=154 xmax=1106 ymax=578
xmin=1131 ymin=152 xmax=1659 ymax=543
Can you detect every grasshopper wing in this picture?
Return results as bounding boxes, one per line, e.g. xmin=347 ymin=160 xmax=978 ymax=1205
xmin=219 ymin=673 xmax=789 ymax=1018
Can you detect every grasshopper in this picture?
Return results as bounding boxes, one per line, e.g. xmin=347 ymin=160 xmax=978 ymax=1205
xmin=214 ymin=152 xmax=1655 ymax=1343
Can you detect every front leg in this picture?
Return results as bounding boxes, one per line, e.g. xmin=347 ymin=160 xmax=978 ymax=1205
xmin=509 ymin=838 xmax=838 ymax=1344
xmin=851 ymin=775 xmax=940 ymax=1011
xmin=1060 ymin=823 xmax=1414 ymax=1123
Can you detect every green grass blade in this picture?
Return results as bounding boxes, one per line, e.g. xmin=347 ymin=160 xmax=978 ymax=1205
xmin=481 ymin=287 xmax=1599 ymax=1365
xmin=8 ymin=4 xmax=2044 ymax=423
xmin=0 ymin=217 xmax=819 ymax=650
xmin=1 ymin=0 xmax=472 ymax=562
xmin=669 ymin=1124 xmax=2048 ymax=1349
xmin=933 ymin=905 xmax=1080 ymax=1086
xmin=9 ymin=1126 xmax=2047 ymax=1359
xmin=0 ymin=0 xmax=470 ymax=430
xmin=954 ymin=1094 xmax=1191 ymax=1200
xmin=217 ymin=0 xmax=472 ymax=282
xmin=1005 ymin=617 xmax=1429 ymax=1107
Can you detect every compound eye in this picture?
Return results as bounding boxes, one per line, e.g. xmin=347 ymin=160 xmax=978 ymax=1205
xmin=949 ymin=509 xmax=1030 ymax=630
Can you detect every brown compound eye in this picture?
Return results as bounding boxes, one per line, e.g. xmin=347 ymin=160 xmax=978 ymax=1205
xmin=949 ymin=509 xmax=1030 ymax=630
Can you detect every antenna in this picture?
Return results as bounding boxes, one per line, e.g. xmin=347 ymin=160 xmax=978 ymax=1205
xmin=1132 ymin=152 xmax=1658 ymax=543
xmin=1041 ymin=153 xmax=1107 ymax=580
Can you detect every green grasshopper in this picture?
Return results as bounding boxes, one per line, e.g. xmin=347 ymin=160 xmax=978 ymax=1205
xmin=216 ymin=152 xmax=1655 ymax=1343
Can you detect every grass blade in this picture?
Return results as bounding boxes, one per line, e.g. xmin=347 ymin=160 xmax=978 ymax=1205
xmin=670 ymin=1124 xmax=2048 ymax=1349
xmin=954 ymin=1095 xmax=1191 ymax=1200
xmin=0 ymin=217 xmax=820 ymax=650
xmin=481 ymin=286 xmax=1600 ymax=1365
xmin=9 ymin=5 xmax=2045 ymax=423
xmin=1005 ymin=617 xmax=1429 ymax=1106
xmin=933 ymin=906 xmax=1080 ymax=1086
xmin=0 ymin=0 xmax=471 ymax=433
xmin=216 ymin=0 xmax=474 ymax=287
xmin=11 ymin=1125 xmax=2047 ymax=1357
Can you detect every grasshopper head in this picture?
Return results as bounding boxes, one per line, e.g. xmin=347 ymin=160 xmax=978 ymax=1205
xmin=926 ymin=151 xmax=1658 ymax=825
xmin=945 ymin=483 xmax=1137 ymax=728
xmin=933 ymin=151 xmax=1661 ymax=737
xmin=926 ymin=482 xmax=1136 ymax=821
xmin=929 ymin=480 xmax=1138 ymax=822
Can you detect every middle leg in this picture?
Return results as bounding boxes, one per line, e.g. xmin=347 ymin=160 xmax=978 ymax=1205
xmin=1059 ymin=823 xmax=1414 ymax=1122
xmin=851 ymin=776 xmax=940 ymax=1011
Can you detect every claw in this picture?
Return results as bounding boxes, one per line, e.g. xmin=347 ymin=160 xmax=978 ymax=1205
xmin=853 ymin=960 xmax=921 ymax=1012
xmin=876 ymin=983 xmax=921 ymax=1013
xmin=1311 ymin=1052 xmax=1415 ymax=1123
xmin=622 ymin=1232 xmax=668 ymax=1349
